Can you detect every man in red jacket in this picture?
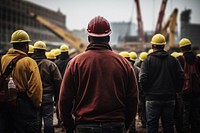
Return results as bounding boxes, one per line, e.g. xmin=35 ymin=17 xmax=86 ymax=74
xmin=58 ymin=16 xmax=138 ymax=133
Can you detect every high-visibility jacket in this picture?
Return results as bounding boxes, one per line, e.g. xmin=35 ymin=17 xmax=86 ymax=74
xmin=1 ymin=49 xmax=43 ymax=108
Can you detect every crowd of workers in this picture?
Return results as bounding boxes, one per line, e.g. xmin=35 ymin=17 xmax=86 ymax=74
xmin=0 ymin=16 xmax=200 ymax=133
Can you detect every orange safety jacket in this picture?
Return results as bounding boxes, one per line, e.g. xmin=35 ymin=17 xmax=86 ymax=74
xmin=1 ymin=49 xmax=43 ymax=108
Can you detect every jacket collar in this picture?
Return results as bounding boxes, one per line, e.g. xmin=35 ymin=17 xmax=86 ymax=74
xmin=7 ymin=48 xmax=27 ymax=56
xmin=86 ymin=43 xmax=112 ymax=51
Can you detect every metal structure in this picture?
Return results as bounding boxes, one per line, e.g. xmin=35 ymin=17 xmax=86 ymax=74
xmin=134 ymin=0 xmax=145 ymax=42
xmin=29 ymin=12 xmax=88 ymax=53
xmin=154 ymin=0 xmax=168 ymax=35
xmin=161 ymin=8 xmax=178 ymax=47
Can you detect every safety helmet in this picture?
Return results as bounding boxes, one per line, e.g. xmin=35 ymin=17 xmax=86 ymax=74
xmin=179 ymin=38 xmax=191 ymax=48
xmin=177 ymin=52 xmax=183 ymax=57
xmin=129 ymin=52 xmax=137 ymax=61
xmin=139 ymin=52 xmax=148 ymax=61
xmin=148 ymin=49 xmax=153 ymax=55
xmin=119 ymin=51 xmax=130 ymax=58
xmin=171 ymin=52 xmax=178 ymax=58
xmin=10 ymin=30 xmax=31 ymax=44
xmin=46 ymin=52 xmax=56 ymax=60
xmin=60 ymin=45 xmax=69 ymax=52
xmin=34 ymin=41 xmax=46 ymax=50
xmin=87 ymin=16 xmax=112 ymax=37
xmin=53 ymin=49 xmax=61 ymax=57
xmin=151 ymin=34 xmax=166 ymax=45
xmin=28 ymin=45 xmax=34 ymax=54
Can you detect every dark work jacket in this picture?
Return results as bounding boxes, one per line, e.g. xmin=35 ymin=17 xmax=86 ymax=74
xmin=59 ymin=43 xmax=138 ymax=132
xmin=32 ymin=53 xmax=62 ymax=102
xmin=177 ymin=51 xmax=200 ymax=98
xmin=55 ymin=52 xmax=71 ymax=77
xmin=139 ymin=50 xmax=185 ymax=101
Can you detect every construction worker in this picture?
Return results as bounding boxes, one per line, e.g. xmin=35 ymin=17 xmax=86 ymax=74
xmin=46 ymin=52 xmax=56 ymax=62
xmin=147 ymin=48 xmax=153 ymax=55
xmin=177 ymin=38 xmax=200 ymax=133
xmin=139 ymin=34 xmax=185 ymax=133
xmin=119 ymin=51 xmax=140 ymax=133
xmin=28 ymin=44 xmax=34 ymax=57
xmin=59 ymin=16 xmax=138 ymax=133
xmin=135 ymin=51 xmax=148 ymax=68
xmin=32 ymin=41 xmax=62 ymax=133
xmin=0 ymin=30 xmax=43 ymax=133
xmin=54 ymin=44 xmax=71 ymax=129
xmin=53 ymin=48 xmax=61 ymax=60
xmin=129 ymin=51 xmax=147 ymax=129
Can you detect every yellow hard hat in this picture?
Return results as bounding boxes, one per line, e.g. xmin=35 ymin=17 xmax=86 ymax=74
xmin=60 ymin=45 xmax=69 ymax=52
xmin=151 ymin=34 xmax=166 ymax=45
xmin=171 ymin=52 xmax=178 ymax=58
xmin=139 ymin=52 xmax=148 ymax=61
xmin=46 ymin=52 xmax=56 ymax=60
xmin=179 ymin=38 xmax=191 ymax=48
xmin=53 ymin=49 xmax=61 ymax=56
xmin=28 ymin=45 xmax=34 ymax=54
xmin=129 ymin=52 xmax=137 ymax=61
xmin=119 ymin=51 xmax=130 ymax=58
xmin=34 ymin=41 xmax=46 ymax=50
xmin=148 ymin=49 xmax=153 ymax=54
xmin=10 ymin=30 xmax=31 ymax=44
xmin=177 ymin=52 xmax=183 ymax=57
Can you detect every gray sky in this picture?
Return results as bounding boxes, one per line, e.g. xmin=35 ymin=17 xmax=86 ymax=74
xmin=28 ymin=0 xmax=200 ymax=32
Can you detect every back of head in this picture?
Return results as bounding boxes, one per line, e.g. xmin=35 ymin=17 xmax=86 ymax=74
xmin=129 ymin=52 xmax=137 ymax=62
xmin=10 ymin=30 xmax=31 ymax=53
xmin=151 ymin=34 xmax=166 ymax=50
xmin=87 ymin=16 xmax=112 ymax=38
xmin=139 ymin=52 xmax=148 ymax=61
xmin=179 ymin=38 xmax=192 ymax=52
xmin=33 ymin=41 xmax=46 ymax=55
xmin=60 ymin=45 xmax=69 ymax=53
xmin=10 ymin=30 xmax=31 ymax=44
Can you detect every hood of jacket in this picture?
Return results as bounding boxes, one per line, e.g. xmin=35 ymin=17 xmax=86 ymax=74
xmin=150 ymin=50 xmax=169 ymax=59
xmin=6 ymin=48 xmax=27 ymax=56
xmin=31 ymin=53 xmax=46 ymax=63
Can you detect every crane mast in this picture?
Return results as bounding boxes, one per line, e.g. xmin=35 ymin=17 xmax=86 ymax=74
xmin=29 ymin=12 xmax=88 ymax=53
xmin=154 ymin=0 xmax=168 ymax=34
xmin=135 ymin=0 xmax=145 ymax=42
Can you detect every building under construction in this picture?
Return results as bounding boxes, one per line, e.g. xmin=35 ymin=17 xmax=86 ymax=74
xmin=0 ymin=0 xmax=66 ymax=54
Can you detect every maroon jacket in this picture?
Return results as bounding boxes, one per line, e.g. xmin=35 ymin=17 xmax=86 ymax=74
xmin=59 ymin=43 xmax=138 ymax=132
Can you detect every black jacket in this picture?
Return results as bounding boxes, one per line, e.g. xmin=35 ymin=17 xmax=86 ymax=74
xmin=55 ymin=52 xmax=71 ymax=77
xmin=139 ymin=50 xmax=185 ymax=101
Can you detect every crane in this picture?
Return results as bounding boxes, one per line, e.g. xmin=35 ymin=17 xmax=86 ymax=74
xmin=154 ymin=0 xmax=168 ymax=34
xmin=161 ymin=8 xmax=178 ymax=48
xmin=29 ymin=12 xmax=88 ymax=53
xmin=134 ymin=0 xmax=145 ymax=42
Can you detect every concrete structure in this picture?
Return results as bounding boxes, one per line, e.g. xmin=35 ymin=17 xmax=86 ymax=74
xmin=180 ymin=9 xmax=200 ymax=49
xmin=110 ymin=22 xmax=137 ymax=46
xmin=0 ymin=0 xmax=66 ymax=53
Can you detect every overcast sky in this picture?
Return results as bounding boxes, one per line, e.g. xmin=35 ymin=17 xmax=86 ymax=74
xmin=28 ymin=0 xmax=200 ymax=32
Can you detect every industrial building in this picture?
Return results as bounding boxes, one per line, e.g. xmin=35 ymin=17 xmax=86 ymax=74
xmin=0 ymin=0 xmax=66 ymax=54
xmin=180 ymin=9 xmax=200 ymax=50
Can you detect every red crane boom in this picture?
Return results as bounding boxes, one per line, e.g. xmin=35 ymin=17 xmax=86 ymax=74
xmin=135 ymin=0 xmax=145 ymax=42
xmin=154 ymin=0 xmax=168 ymax=34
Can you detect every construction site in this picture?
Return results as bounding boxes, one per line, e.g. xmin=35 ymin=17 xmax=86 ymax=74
xmin=0 ymin=0 xmax=200 ymax=133
xmin=1 ymin=0 xmax=200 ymax=55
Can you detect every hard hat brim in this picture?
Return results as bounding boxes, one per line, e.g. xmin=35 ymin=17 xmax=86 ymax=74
xmin=87 ymin=31 xmax=112 ymax=37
